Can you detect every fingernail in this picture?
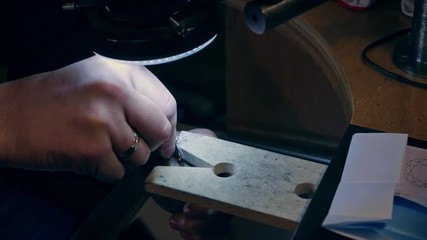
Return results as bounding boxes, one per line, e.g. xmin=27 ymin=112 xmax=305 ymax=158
xmin=183 ymin=203 xmax=193 ymax=213
xmin=160 ymin=147 xmax=172 ymax=159
xmin=158 ymin=136 xmax=175 ymax=158
xmin=169 ymin=215 xmax=181 ymax=230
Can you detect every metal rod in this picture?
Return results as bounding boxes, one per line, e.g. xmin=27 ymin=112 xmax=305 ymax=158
xmin=393 ymin=0 xmax=427 ymax=78
xmin=244 ymin=0 xmax=327 ymax=34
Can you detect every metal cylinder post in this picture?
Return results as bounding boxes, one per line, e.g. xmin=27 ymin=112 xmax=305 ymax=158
xmin=393 ymin=0 xmax=427 ymax=78
xmin=244 ymin=0 xmax=327 ymax=34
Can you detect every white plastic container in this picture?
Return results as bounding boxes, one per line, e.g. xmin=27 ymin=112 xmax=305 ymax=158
xmin=336 ymin=0 xmax=377 ymax=10
xmin=401 ymin=0 xmax=415 ymax=17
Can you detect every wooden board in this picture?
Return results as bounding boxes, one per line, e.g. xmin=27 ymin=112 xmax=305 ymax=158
xmin=145 ymin=131 xmax=327 ymax=230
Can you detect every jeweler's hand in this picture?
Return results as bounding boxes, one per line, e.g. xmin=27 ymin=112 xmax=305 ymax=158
xmin=170 ymin=203 xmax=233 ymax=240
xmin=168 ymin=129 xmax=233 ymax=240
xmin=0 ymin=55 xmax=177 ymax=182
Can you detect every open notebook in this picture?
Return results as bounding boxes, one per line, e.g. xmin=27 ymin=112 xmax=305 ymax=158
xmin=322 ymin=133 xmax=427 ymax=240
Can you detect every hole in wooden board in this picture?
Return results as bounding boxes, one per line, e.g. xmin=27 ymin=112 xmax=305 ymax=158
xmin=294 ymin=183 xmax=317 ymax=199
xmin=213 ymin=162 xmax=235 ymax=178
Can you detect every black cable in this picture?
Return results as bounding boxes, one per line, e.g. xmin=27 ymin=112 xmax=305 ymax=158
xmin=361 ymin=28 xmax=427 ymax=89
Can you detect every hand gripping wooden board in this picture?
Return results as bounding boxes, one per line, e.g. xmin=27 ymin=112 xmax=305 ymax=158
xmin=145 ymin=131 xmax=327 ymax=230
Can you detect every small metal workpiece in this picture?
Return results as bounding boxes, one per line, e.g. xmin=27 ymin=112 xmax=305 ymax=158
xmin=174 ymin=144 xmax=185 ymax=167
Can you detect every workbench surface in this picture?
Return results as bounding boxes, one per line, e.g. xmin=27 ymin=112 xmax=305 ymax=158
xmin=302 ymin=0 xmax=426 ymax=140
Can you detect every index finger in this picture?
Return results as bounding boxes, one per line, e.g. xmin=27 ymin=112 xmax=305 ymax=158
xmin=130 ymin=66 xmax=178 ymax=157
xmin=131 ymin=66 xmax=177 ymax=123
xmin=123 ymin=88 xmax=173 ymax=152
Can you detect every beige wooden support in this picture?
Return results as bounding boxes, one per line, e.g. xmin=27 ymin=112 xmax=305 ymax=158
xmin=145 ymin=131 xmax=327 ymax=230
